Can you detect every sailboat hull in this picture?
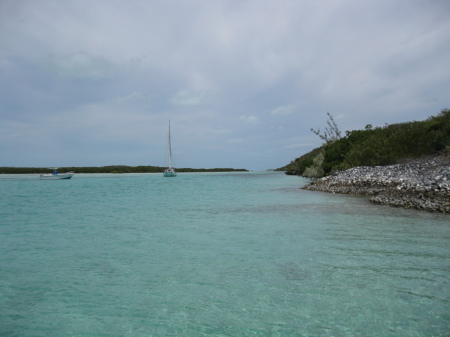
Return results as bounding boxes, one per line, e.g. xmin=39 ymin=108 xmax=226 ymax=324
xmin=163 ymin=169 xmax=176 ymax=177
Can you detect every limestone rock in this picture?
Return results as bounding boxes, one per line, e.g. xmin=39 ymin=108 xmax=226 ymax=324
xmin=301 ymin=155 xmax=450 ymax=213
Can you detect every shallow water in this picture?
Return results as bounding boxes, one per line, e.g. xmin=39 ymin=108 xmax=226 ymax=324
xmin=0 ymin=171 xmax=449 ymax=336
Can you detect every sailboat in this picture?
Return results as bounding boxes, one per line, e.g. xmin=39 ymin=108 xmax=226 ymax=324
xmin=163 ymin=120 xmax=177 ymax=177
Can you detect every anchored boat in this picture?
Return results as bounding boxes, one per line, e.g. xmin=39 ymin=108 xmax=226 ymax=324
xmin=163 ymin=121 xmax=177 ymax=177
xmin=40 ymin=168 xmax=74 ymax=180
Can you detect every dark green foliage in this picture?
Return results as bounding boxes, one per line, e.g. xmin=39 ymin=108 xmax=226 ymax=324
xmin=281 ymin=109 xmax=450 ymax=176
xmin=337 ymin=110 xmax=450 ymax=173
xmin=176 ymin=167 xmax=248 ymax=172
xmin=0 ymin=166 xmax=248 ymax=174
xmin=322 ymin=137 xmax=352 ymax=173
xmin=278 ymin=146 xmax=324 ymax=174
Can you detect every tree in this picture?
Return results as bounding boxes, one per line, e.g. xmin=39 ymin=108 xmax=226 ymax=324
xmin=311 ymin=112 xmax=342 ymax=144
xmin=303 ymin=150 xmax=325 ymax=178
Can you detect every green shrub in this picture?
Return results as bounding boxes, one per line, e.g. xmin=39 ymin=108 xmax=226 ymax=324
xmin=281 ymin=109 xmax=450 ymax=176
xmin=303 ymin=150 xmax=325 ymax=178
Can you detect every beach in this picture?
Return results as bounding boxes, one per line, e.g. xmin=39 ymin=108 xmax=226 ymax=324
xmin=302 ymin=154 xmax=450 ymax=213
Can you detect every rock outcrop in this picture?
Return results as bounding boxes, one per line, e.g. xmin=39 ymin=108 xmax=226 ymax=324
xmin=301 ymin=155 xmax=450 ymax=213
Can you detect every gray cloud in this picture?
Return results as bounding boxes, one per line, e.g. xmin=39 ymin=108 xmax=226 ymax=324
xmin=46 ymin=52 xmax=115 ymax=80
xmin=170 ymin=90 xmax=211 ymax=107
xmin=1 ymin=0 xmax=449 ymax=169
xmin=271 ymin=105 xmax=295 ymax=116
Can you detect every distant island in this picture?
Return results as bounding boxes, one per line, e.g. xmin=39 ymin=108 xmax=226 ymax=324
xmin=0 ymin=166 xmax=248 ymax=174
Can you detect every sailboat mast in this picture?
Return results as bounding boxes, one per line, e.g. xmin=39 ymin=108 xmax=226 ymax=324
xmin=168 ymin=120 xmax=173 ymax=169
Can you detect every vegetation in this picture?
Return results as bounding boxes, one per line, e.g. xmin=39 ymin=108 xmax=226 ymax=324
xmin=279 ymin=109 xmax=450 ymax=176
xmin=281 ymin=146 xmax=324 ymax=176
xmin=0 ymin=165 xmax=248 ymax=174
xmin=302 ymin=150 xmax=325 ymax=178
xmin=310 ymin=112 xmax=342 ymax=144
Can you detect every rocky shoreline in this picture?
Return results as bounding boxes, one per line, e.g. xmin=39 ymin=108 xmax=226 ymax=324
xmin=301 ymin=155 xmax=450 ymax=213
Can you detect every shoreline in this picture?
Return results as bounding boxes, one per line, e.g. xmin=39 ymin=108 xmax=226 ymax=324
xmin=301 ymin=155 xmax=450 ymax=213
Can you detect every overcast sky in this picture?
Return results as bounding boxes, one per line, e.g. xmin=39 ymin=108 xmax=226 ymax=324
xmin=1 ymin=0 xmax=449 ymax=170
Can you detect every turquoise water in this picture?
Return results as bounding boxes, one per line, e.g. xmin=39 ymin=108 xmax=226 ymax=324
xmin=0 ymin=171 xmax=449 ymax=336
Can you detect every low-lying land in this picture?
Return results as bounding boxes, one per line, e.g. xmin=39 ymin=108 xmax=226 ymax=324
xmin=0 ymin=166 xmax=248 ymax=174
xmin=302 ymin=154 xmax=450 ymax=213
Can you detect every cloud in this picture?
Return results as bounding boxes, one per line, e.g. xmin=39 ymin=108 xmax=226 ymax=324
xmin=282 ymin=143 xmax=316 ymax=150
xmin=170 ymin=90 xmax=210 ymax=106
xmin=1 ymin=0 xmax=450 ymax=170
xmin=271 ymin=105 xmax=295 ymax=116
xmin=227 ymin=138 xmax=243 ymax=143
xmin=239 ymin=115 xmax=260 ymax=124
xmin=114 ymin=91 xmax=143 ymax=104
xmin=45 ymin=52 xmax=115 ymax=80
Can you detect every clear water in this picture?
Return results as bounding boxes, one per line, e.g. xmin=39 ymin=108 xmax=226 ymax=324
xmin=0 ymin=171 xmax=449 ymax=336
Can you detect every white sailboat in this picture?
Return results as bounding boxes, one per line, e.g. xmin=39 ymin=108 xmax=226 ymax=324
xmin=163 ymin=121 xmax=177 ymax=177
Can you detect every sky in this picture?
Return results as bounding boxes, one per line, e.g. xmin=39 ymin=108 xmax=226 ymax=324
xmin=1 ymin=0 xmax=450 ymax=171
